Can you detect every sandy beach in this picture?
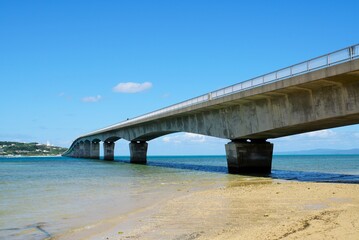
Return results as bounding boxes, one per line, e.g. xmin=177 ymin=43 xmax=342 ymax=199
xmin=54 ymin=179 xmax=359 ymax=240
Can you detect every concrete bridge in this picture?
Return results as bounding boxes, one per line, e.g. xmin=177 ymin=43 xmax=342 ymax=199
xmin=63 ymin=44 xmax=359 ymax=174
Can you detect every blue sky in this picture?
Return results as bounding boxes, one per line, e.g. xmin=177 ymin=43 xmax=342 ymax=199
xmin=1 ymin=0 xmax=359 ymax=155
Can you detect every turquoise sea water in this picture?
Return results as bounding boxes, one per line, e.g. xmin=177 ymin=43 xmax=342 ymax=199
xmin=1 ymin=155 xmax=359 ymax=239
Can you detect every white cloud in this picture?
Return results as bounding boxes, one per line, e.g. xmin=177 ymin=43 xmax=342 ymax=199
xmin=303 ymin=129 xmax=336 ymax=138
xmin=113 ymin=82 xmax=152 ymax=93
xmin=82 ymin=95 xmax=102 ymax=103
xmin=163 ymin=136 xmax=181 ymax=144
xmin=162 ymin=133 xmax=209 ymax=144
xmin=184 ymin=133 xmax=206 ymax=143
xmin=162 ymin=134 xmax=182 ymax=144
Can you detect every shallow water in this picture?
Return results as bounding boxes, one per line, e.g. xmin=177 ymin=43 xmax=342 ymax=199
xmin=0 ymin=155 xmax=358 ymax=239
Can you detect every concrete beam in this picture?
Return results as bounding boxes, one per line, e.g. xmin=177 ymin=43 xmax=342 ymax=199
xmin=104 ymin=142 xmax=115 ymax=161
xmin=129 ymin=141 xmax=148 ymax=164
xmin=225 ymin=140 xmax=273 ymax=174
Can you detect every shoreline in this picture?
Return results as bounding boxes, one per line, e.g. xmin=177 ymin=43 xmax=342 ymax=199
xmin=0 ymin=154 xmax=63 ymax=158
xmin=3 ymin=152 xmax=359 ymax=157
xmin=52 ymin=179 xmax=359 ymax=240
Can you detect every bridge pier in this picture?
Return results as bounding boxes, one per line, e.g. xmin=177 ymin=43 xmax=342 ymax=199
xmin=79 ymin=142 xmax=85 ymax=158
xmin=90 ymin=141 xmax=100 ymax=159
xmin=74 ymin=143 xmax=80 ymax=158
xmin=104 ymin=142 xmax=115 ymax=161
xmin=68 ymin=144 xmax=75 ymax=157
xmin=84 ymin=141 xmax=91 ymax=158
xmin=225 ymin=139 xmax=273 ymax=174
xmin=129 ymin=141 xmax=148 ymax=164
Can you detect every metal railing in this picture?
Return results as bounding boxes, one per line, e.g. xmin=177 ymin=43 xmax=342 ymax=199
xmin=83 ymin=44 xmax=359 ymax=137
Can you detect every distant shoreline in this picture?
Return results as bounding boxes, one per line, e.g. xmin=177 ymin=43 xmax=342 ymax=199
xmin=277 ymin=148 xmax=359 ymax=155
xmin=0 ymin=141 xmax=67 ymax=157
xmin=0 ymin=154 xmax=63 ymax=158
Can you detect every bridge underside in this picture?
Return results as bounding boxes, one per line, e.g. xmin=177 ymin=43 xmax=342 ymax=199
xmin=64 ymin=59 xmax=359 ymax=174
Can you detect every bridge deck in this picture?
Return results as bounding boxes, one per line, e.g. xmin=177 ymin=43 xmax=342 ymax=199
xmin=64 ymin=44 xmax=359 ymax=174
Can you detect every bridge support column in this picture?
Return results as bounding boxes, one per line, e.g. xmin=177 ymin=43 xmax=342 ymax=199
xmin=79 ymin=142 xmax=85 ymax=158
xmin=69 ymin=143 xmax=79 ymax=158
xmin=225 ymin=139 xmax=273 ymax=174
xmin=104 ymin=142 xmax=115 ymax=161
xmin=84 ymin=141 xmax=91 ymax=158
xmin=74 ymin=143 xmax=80 ymax=158
xmin=129 ymin=141 xmax=148 ymax=164
xmin=90 ymin=141 xmax=100 ymax=159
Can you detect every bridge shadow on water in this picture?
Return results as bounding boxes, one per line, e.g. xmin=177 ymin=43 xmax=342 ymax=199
xmin=107 ymin=158 xmax=359 ymax=184
xmin=270 ymin=169 xmax=359 ymax=184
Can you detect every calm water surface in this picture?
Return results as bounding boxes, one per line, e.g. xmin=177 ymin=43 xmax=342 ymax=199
xmin=1 ymin=155 xmax=358 ymax=239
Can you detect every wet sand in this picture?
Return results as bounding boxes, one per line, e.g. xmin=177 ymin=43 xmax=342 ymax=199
xmin=56 ymin=180 xmax=359 ymax=240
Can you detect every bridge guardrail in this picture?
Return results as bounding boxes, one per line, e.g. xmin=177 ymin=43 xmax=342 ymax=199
xmin=83 ymin=44 xmax=359 ymax=136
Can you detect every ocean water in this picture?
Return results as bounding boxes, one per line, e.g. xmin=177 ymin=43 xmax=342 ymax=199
xmin=0 ymin=155 xmax=358 ymax=239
